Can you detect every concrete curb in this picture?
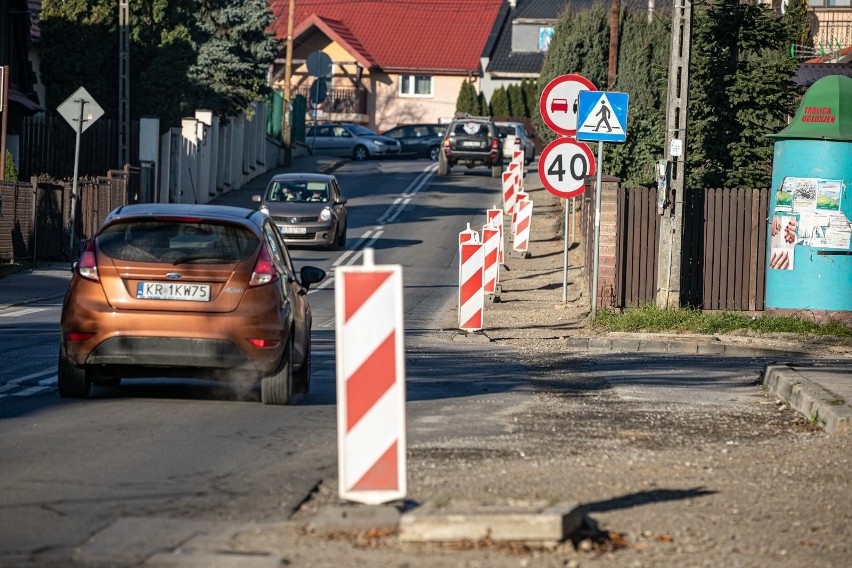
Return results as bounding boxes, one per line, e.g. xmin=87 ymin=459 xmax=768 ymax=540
xmin=565 ymin=336 xmax=813 ymax=358
xmin=398 ymin=500 xmax=583 ymax=544
xmin=763 ymin=365 xmax=851 ymax=434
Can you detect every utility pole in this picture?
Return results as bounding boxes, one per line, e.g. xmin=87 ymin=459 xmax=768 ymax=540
xmin=0 ymin=66 xmax=8 ymax=181
xmin=656 ymin=0 xmax=693 ymax=309
xmin=282 ymin=0 xmax=296 ymax=166
xmin=118 ymin=0 xmax=130 ymax=168
xmin=608 ymin=0 xmax=621 ymax=89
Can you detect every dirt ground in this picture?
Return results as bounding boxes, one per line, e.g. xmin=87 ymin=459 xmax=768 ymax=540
xmin=229 ymin=178 xmax=851 ymax=568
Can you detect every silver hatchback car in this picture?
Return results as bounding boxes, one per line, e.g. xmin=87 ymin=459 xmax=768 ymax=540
xmin=253 ymin=173 xmax=348 ymax=250
xmin=306 ymin=123 xmax=401 ymax=161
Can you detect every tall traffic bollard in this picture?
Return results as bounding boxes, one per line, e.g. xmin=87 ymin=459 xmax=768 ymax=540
xmin=486 ymin=208 xmax=505 ymax=265
xmin=482 ymin=223 xmax=501 ymax=301
xmin=511 ymin=199 xmax=534 ymax=258
xmin=335 ymin=249 xmax=407 ymax=505
xmin=458 ymin=239 xmax=485 ymax=333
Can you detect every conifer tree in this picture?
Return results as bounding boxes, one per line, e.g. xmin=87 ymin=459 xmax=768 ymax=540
xmin=490 ymin=86 xmax=510 ymax=118
xmin=507 ymin=83 xmax=525 ymax=117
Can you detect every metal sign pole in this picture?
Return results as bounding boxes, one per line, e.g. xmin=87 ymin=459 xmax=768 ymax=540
xmin=570 ymin=196 xmax=576 ymax=243
xmin=562 ymin=200 xmax=570 ymax=303
xmin=591 ymin=141 xmax=604 ymax=319
xmin=69 ymin=99 xmax=86 ymax=259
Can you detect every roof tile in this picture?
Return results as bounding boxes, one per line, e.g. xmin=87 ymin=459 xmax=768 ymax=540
xmin=270 ymin=0 xmax=504 ymax=74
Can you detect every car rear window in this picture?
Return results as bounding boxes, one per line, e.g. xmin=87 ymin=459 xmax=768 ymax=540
xmin=97 ymin=220 xmax=259 ymax=264
xmin=452 ymin=122 xmax=490 ymax=137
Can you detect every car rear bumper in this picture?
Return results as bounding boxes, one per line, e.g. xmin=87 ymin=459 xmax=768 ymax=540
xmin=61 ymin=299 xmax=290 ymax=377
xmin=447 ymin=151 xmax=501 ymax=166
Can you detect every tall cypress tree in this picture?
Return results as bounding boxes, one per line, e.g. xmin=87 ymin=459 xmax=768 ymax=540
xmin=490 ymin=86 xmax=510 ymax=117
xmin=507 ymin=83 xmax=525 ymax=117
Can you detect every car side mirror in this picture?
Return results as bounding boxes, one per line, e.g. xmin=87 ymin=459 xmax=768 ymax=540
xmin=337 ymin=196 xmax=348 ymax=205
xmin=300 ymin=265 xmax=326 ymax=290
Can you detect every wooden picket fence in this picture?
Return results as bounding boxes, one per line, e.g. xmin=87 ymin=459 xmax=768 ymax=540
xmin=584 ymin=184 xmax=770 ymax=311
xmin=0 ymin=167 xmax=136 ymax=262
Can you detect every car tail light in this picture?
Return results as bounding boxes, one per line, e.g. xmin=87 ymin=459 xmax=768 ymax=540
xmin=248 ymin=338 xmax=280 ymax=348
xmin=514 ymin=138 xmax=521 ymax=148
xmin=66 ymin=332 xmax=95 ymax=342
xmin=77 ymin=240 xmax=99 ymax=282
xmin=249 ymin=245 xmax=279 ymax=287
xmin=491 ymin=138 xmax=499 ymax=151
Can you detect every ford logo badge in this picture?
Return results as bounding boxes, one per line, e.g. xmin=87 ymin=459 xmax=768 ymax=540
xmin=166 ymin=273 xmax=182 ymax=280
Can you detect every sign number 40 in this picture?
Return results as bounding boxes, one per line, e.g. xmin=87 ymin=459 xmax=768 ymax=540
xmin=547 ymin=152 xmax=589 ymax=183
xmin=538 ymin=138 xmax=596 ymax=200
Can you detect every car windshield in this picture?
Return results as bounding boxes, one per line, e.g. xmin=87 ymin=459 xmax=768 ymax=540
xmin=265 ymin=180 xmax=330 ymax=204
xmin=97 ymin=220 xmax=259 ymax=264
xmin=346 ymin=125 xmax=376 ymax=136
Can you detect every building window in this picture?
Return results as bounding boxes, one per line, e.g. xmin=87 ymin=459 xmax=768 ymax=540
xmin=807 ymin=0 xmax=851 ymax=5
xmin=539 ymin=27 xmax=554 ymax=51
xmin=399 ymin=75 xmax=433 ymax=97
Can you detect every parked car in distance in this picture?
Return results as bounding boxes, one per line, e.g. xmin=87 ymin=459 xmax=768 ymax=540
xmin=58 ymin=203 xmax=325 ymax=405
xmin=305 ymin=123 xmax=401 ymax=161
xmin=382 ymin=123 xmax=446 ymax=161
xmin=438 ymin=113 xmax=503 ymax=178
xmin=253 ymin=172 xmax=348 ymax=250
xmin=496 ymin=121 xmax=536 ymax=164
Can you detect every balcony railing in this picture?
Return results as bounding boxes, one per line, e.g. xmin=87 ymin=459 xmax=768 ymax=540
xmin=295 ymin=86 xmax=368 ymax=116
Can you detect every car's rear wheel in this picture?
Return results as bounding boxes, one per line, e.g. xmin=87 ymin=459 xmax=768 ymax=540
xmin=429 ymin=146 xmax=440 ymax=161
xmin=438 ymin=153 xmax=450 ymax=176
xmin=261 ymin=336 xmax=293 ymax=405
xmin=491 ymin=164 xmax=502 ymax=178
xmin=353 ymin=145 xmax=369 ymax=161
xmin=58 ymin=344 xmax=92 ymax=399
xmin=293 ymin=335 xmax=311 ymax=394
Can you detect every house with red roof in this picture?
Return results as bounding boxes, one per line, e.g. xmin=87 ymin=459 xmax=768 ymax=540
xmin=267 ymin=0 xmax=506 ymax=132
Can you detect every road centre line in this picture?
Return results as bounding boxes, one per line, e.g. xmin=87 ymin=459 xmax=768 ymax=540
xmin=332 ymin=229 xmax=376 ymax=267
xmin=312 ymin=164 xmax=434 ymax=293
xmin=0 ymin=307 xmax=47 ymax=318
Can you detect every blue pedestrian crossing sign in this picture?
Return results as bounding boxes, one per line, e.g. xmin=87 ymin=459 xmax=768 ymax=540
xmin=576 ymin=91 xmax=629 ymax=143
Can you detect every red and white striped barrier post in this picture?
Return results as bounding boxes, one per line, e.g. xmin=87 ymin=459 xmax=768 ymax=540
xmin=335 ymin=249 xmax=407 ymax=505
xmin=458 ymin=239 xmax=484 ymax=332
xmin=511 ymin=190 xmax=528 ymax=241
xmin=512 ymin=150 xmax=525 ymax=190
xmin=486 ymin=208 xmax=504 ymax=265
xmin=459 ymin=223 xmax=479 ymax=245
xmin=512 ymin=199 xmax=534 ymax=258
xmin=509 ymin=160 xmax=523 ymax=192
xmin=501 ymin=171 xmax=516 ymax=216
xmin=482 ymin=223 xmax=501 ymax=299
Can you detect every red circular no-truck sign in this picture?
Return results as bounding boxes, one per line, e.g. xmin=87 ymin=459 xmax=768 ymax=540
xmin=538 ymin=138 xmax=596 ymax=199
xmin=539 ymin=74 xmax=597 ymax=137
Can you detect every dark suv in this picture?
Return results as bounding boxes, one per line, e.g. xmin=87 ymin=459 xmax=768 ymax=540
xmin=438 ymin=113 xmax=503 ymax=178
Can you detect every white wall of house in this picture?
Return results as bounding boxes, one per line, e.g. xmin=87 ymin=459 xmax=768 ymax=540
xmin=372 ymin=74 xmax=475 ymax=131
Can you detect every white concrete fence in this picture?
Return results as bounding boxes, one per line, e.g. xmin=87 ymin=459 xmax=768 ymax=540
xmin=141 ymin=102 xmax=284 ymax=205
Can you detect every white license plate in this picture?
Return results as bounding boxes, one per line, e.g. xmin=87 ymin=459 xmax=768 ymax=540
xmin=136 ymin=282 xmax=211 ymax=301
xmin=462 ymin=141 xmax=481 ymax=148
xmin=279 ymin=226 xmax=307 ymax=235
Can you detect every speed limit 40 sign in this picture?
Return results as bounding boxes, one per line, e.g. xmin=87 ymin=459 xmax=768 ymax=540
xmin=538 ymin=138 xmax=596 ymax=199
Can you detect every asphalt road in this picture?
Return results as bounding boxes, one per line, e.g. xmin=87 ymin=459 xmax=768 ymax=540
xmin=0 ymin=158 xmax=530 ymax=566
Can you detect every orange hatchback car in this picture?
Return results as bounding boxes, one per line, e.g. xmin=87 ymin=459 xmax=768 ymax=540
xmin=59 ymin=203 xmax=325 ymax=405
